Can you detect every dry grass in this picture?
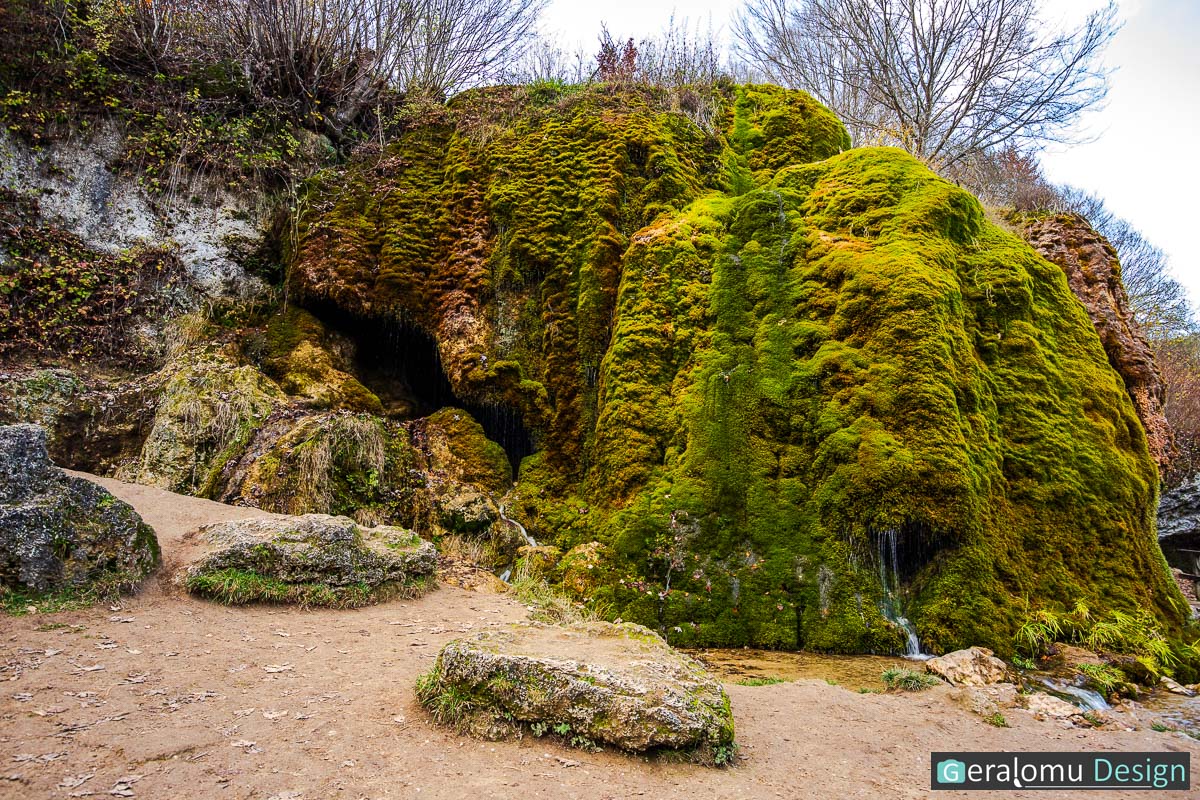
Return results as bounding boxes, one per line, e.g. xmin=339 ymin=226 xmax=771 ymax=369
xmin=292 ymin=413 xmax=386 ymax=514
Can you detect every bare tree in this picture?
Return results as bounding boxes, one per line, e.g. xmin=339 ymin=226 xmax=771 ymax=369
xmin=396 ymin=0 xmax=547 ymax=96
xmin=734 ymin=0 xmax=1118 ymax=167
xmin=1161 ymin=334 xmax=1200 ymax=486
xmin=205 ymin=0 xmax=544 ymax=133
xmin=211 ymin=0 xmax=421 ymax=134
xmin=507 ymin=38 xmax=592 ymax=85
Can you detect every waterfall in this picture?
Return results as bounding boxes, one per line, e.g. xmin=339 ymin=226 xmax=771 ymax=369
xmin=876 ymin=528 xmax=928 ymax=659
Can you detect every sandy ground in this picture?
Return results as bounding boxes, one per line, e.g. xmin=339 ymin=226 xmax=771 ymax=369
xmin=2 ymin=475 xmax=1199 ymax=800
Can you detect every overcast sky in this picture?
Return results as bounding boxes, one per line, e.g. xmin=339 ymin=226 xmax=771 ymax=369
xmin=543 ymin=0 xmax=1200 ymax=311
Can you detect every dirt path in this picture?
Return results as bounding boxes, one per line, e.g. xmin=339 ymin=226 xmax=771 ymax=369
xmin=3 ymin=476 xmax=1198 ymax=799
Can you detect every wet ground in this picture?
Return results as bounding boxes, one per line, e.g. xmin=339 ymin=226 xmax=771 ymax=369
xmin=691 ymin=648 xmax=914 ymax=691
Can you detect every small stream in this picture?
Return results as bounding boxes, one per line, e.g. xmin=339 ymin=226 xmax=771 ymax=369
xmin=496 ymin=504 xmax=536 ymax=584
xmin=692 ymin=648 xmax=1200 ymax=736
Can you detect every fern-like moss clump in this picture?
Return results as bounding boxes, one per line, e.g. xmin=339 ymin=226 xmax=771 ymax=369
xmin=291 ymin=83 xmax=1184 ymax=655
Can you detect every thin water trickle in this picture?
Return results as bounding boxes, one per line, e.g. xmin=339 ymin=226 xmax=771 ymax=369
xmin=876 ymin=528 xmax=929 ymax=659
xmin=494 ymin=505 xmax=536 ymax=584
xmin=499 ymin=504 xmax=536 ymax=548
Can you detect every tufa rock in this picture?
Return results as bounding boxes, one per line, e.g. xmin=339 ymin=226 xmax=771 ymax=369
xmin=1019 ymin=212 xmax=1172 ymax=468
xmin=515 ymin=545 xmax=562 ymax=580
xmin=183 ymin=514 xmax=436 ymax=607
xmin=291 ymin=86 xmax=1178 ymax=653
xmin=1160 ymin=676 xmax=1196 ymax=697
xmin=437 ymin=488 xmax=499 ymax=534
xmin=558 ymin=542 xmax=611 ymax=598
xmin=1019 ymin=692 xmax=1083 ymax=720
xmin=0 ymin=424 xmax=160 ymax=595
xmin=417 ymin=621 xmax=735 ymax=755
xmin=924 ymin=647 xmax=1010 ymax=686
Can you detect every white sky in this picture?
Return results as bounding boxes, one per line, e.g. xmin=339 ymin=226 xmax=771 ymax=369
xmin=542 ymin=0 xmax=1200 ymax=312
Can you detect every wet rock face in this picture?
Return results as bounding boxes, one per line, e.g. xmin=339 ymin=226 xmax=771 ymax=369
xmin=417 ymin=621 xmax=735 ymax=754
xmin=183 ymin=514 xmax=437 ymax=606
xmin=924 ymin=647 xmax=1010 ymax=686
xmin=1159 ymin=477 xmax=1200 ymax=541
xmin=0 ymin=424 xmax=160 ymax=594
xmin=1020 ymin=213 xmax=1171 ymax=468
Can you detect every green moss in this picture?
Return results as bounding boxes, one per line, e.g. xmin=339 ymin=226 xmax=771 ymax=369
xmin=291 ymin=84 xmax=1181 ymax=655
xmin=258 ymin=307 xmax=382 ymax=413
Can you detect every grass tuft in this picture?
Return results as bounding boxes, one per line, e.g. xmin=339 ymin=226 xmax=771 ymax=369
xmin=881 ymin=667 xmax=941 ymax=691
xmin=735 ymin=676 xmax=787 ymax=686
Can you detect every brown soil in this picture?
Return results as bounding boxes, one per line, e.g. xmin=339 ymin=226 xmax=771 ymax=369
xmin=3 ymin=475 xmax=1198 ymax=800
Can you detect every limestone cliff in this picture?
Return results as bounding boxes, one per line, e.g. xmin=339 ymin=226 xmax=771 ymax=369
xmin=1019 ymin=213 xmax=1172 ymax=469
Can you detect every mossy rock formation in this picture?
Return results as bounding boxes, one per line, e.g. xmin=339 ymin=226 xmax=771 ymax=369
xmin=416 ymin=621 xmax=735 ymax=756
xmin=291 ymin=83 xmax=1181 ymax=653
xmin=183 ymin=514 xmax=437 ymax=608
xmin=0 ymin=424 xmax=159 ymax=600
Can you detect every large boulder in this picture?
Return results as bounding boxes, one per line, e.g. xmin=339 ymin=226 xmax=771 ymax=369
xmin=416 ymin=621 xmax=735 ymax=757
xmin=924 ymin=647 xmax=1010 ymax=686
xmin=182 ymin=514 xmax=437 ymax=607
xmin=0 ymin=424 xmax=159 ymax=596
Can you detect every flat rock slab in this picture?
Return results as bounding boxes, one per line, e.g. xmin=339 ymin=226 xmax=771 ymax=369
xmin=418 ymin=621 xmax=735 ymax=755
xmin=1 ymin=424 xmax=159 ymax=594
xmin=182 ymin=514 xmax=436 ymax=607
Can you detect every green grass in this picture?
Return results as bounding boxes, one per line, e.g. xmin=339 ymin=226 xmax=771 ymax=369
xmin=1015 ymin=601 xmax=1200 ymax=680
xmin=735 ymin=676 xmax=787 ymax=686
xmin=184 ymin=568 xmax=434 ymax=609
xmin=1077 ymin=662 xmax=1124 ymax=697
xmin=1 ymin=571 xmax=139 ymax=616
xmin=881 ymin=667 xmax=941 ymax=691
xmin=984 ymin=712 xmax=1009 ymax=728
xmin=506 ymin=570 xmax=603 ymax=624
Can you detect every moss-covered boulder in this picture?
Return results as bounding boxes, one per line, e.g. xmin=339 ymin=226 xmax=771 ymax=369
xmin=0 ymin=424 xmax=159 ymax=601
xmin=218 ymin=406 xmax=511 ymax=534
xmin=291 ymin=83 xmax=1183 ymax=655
xmin=133 ymin=345 xmax=286 ymax=495
xmin=183 ymin=514 xmax=436 ymax=608
xmin=416 ymin=621 xmax=735 ymax=757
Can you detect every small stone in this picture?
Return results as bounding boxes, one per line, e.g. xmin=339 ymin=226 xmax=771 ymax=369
xmin=1019 ymin=693 xmax=1079 ymax=719
xmin=1161 ymin=676 xmax=1195 ymax=697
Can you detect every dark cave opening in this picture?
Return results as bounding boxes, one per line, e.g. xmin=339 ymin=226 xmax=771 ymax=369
xmin=308 ymin=303 xmax=536 ymax=476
